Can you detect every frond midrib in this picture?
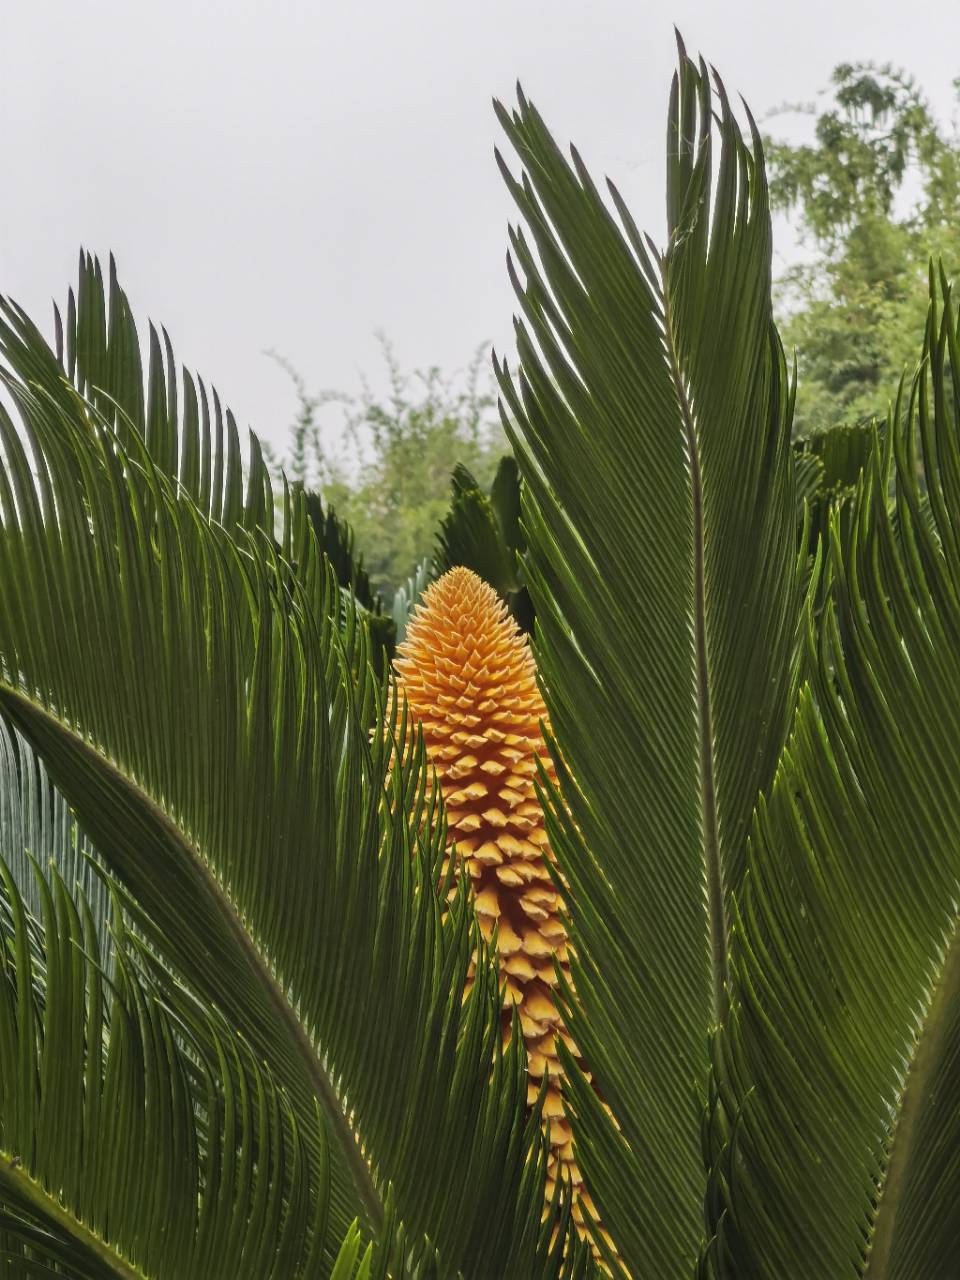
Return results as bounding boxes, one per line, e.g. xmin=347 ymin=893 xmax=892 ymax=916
xmin=864 ymin=909 xmax=960 ymax=1277
xmin=0 ymin=682 xmax=384 ymax=1239
xmin=662 ymin=274 xmax=729 ymax=1025
xmin=0 ymin=1154 xmax=147 ymax=1280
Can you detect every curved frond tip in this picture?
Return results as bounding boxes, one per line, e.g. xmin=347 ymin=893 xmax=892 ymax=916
xmin=494 ymin=46 xmax=803 ymax=1271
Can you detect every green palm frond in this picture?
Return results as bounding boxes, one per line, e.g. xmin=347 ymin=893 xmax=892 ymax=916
xmin=0 ymin=717 xmax=106 ymax=928
xmin=0 ymin=854 xmax=370 ymax=1279
xmin=0 ymin=252 xmax=271 ymax=537
xmin=707 ymin=270 xmax=960 ymax=1278
xmin=489 ymin=453 xmax=525 ymax=556
xmin=435 ymin=459 xmax=534 ymax=630
xmin=494 ymin=43 xmax=804 ymax=1270
xmin=795 ymin=423 xmax=876 ymax=541
xmin=806 ymin=422 xmax=876 ymax=491
xmin=297 ymin=488 xmax=396 ymax=666
xmin=436 ymin=463 xmax=516 ymax=591
xmin=793 ymin=445 xmax=825 ymax=513
xmin=299 ymin=488 xmax=382 ymax=613
xmin=391 ymin=559 xmax=434 ymax=644
xmin=0 ymin=374 xmax=549 ymax=1275
xmin=0 ymin=254 xmax=378 ymax=659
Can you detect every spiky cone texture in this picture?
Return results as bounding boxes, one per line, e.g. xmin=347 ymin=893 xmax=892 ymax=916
xmin=393 ymin=566 xmax=599 ymax=1236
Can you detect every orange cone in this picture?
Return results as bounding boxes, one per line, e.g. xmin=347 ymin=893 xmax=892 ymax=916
xmin=394 ymin=567 xmax=597 ymax=1229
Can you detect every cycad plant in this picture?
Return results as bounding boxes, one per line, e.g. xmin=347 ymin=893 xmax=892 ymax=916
xmin=393 ymin=568 xmax=588 ymax=1226
xmin=0 ymin=39 xmax=959 ymax=1280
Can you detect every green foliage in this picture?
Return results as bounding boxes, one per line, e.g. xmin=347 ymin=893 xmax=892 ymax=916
xmin=496 ymin=38 xmax=960 ymax=1275
xmin=0 ymin=718 xmax=106 ymax=927
xmin=0 ymin=261 xmax=571 ymax=1278
xmin=391 ymin=558 xmax=435 ymax=644
xmin=435 ymin=458 xmax=534 ymax=632
xmin=297 ymin=487 xmax=397 ymax=665
xmin=0 ymin=860 xmax=336 ymax=1279
xmin=766 ymin=62 xmax=960 ymax=432
xmin=794 ymin=422 xmax=876 ymax=557
xmin=709 ymin=274 xmax=960 ymax=1278
xmin=3 ymin=40 xmax=960 ymax=1280
xmin=496 ymin=46 xmax=803 ymax=1270
xmin=298 ymin=488 xmax=377 ymax=609
xmin=273 ymin=341 xmax=507 ymax=598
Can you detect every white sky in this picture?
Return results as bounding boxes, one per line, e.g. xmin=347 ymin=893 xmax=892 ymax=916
xmin=2 ymin=1 xmax=959 ymax=456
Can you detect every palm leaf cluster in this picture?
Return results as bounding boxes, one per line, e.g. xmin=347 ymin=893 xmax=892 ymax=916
xmin=436 ymin=458 xmax=534 ymax=633
xmin=0 ymin=830 xmax=341 ymax=1279
xmin=0 ymin=266 xmax=559 ymax=1276
xmin=0 ymin=35 xmax=958 ymax=1280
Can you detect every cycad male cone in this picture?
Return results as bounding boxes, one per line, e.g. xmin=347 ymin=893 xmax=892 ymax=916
xmin=394 ymin=566 xmax=594 ymax=1227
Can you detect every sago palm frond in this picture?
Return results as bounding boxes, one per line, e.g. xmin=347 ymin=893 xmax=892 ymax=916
xmin=435 ymin=459 xmax=533 ymax=633
xmin=0 ymin=254 xmax=388 ymax=658
xmin=0 ymin=850 xmax=373 ymax=1279
xmin=0 ymin=716 xmax=106 ymax=927
xmin=0 ymin=252 xmax=270 ymax=538
xmin=392 ymin=558 xmax=435 ymax=645
xmin=493 ymin=42 xmax=804 ymax=1272
xmin=297 ymin=487 xmax=396 ymax=661
xmin=706 ymin=270 xmax=960 ymax=1277
xmin=0 ymin=372 xmax=550 ymax=1275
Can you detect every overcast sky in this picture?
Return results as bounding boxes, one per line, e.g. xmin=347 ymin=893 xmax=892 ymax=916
xmin=3 ymin=1 xmax=959 ymax=457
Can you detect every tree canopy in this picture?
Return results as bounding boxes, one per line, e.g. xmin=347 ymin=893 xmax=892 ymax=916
xmin=765 ymin=61 xmax=960 ymax=433
xmin=270 ymin=340 xmax=506 ymax=597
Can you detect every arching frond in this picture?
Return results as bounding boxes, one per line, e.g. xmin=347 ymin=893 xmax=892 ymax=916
xmin=0 ymin=717 xmax=105 ymax=927
xmin=0 ymin=252 xmax=271 ymax=537
xmin=0 ymin=254 xmax=386 ymax=666
xmin=707 ymin=270 xmax=960 ymax=1278
xmin=0 ymin=375 xmax=549 ymax=1274
xmin=494 ymin=43 xmax=803 ymax=1271
xmin=0 ymin=858 xmax=343 ymax=1279
xmin=436 ymin=460 xmax=534 ymax=631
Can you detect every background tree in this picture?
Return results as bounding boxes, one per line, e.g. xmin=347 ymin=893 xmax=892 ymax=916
xmin=272 ymin=339 xmax=506 ymax=596
xmin=765 ymin=61 xmax=960 ymax=432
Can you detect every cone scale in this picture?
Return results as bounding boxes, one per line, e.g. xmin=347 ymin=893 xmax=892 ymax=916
xmin=394 ymin=567 xmax=595 ymax=1227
